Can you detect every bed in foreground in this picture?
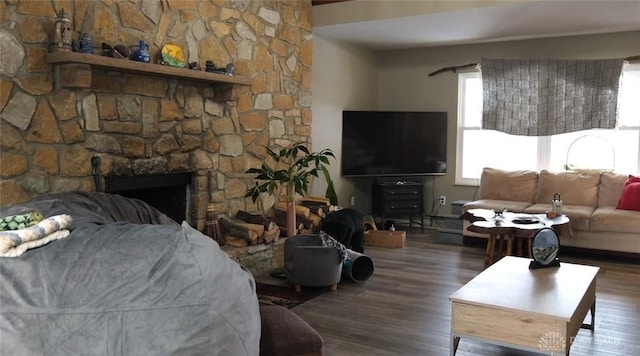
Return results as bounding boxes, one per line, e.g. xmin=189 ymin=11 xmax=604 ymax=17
xmin=0 ymin=191 xmax=260 ymax=355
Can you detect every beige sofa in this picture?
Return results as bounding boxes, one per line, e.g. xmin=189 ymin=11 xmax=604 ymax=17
xmin=462 ymin=168 xmax=640 ymax=256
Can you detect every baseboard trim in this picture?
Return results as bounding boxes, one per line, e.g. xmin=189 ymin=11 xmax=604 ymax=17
xmin=560 ymin=246 xmax=640 ymax=261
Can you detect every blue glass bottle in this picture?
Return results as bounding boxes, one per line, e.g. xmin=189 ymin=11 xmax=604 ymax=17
xmin=78 ymin=33 xmax=93 ymax=54
xmin=132 ymin=40 xmax=150 ymax=63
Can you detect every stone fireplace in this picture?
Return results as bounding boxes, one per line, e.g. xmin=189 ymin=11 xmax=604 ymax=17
xmin=0 ymin=1 xmax=314 ymax=230
xmin=0 ymin=0 xmax=313 ymax=276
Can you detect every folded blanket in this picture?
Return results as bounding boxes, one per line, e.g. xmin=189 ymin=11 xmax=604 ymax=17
xmin=0 ymin=214 xmax=72 ymax=256
xmin=1 ymin=230 xmax=70 ymax=257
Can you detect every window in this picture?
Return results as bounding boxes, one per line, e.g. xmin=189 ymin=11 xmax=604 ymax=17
xmin=456 ymin=64 xmax=640 ymax=185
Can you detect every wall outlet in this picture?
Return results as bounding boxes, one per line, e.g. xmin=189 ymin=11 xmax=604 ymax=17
xmin=350 ymin=195 xmax=356 ymax=207
xmin=439 ymin=195 xmax=446 ymax=205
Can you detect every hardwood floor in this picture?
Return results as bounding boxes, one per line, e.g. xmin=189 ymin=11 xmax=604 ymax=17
xmin=256 ymin=228 xmax=640 ymax=356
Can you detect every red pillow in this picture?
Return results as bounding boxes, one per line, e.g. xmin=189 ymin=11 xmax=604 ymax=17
xmin=627 ymin=175 xmax=640 ymax=184
xmin=616 ymin=175 xmax=640 ymax=212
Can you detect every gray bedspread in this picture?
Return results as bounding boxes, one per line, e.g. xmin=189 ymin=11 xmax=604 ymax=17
xmin=0 ymin=192 xmax=260 ymax=355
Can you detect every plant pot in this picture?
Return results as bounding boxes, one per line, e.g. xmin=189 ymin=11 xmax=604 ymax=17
xmin=287 ymin=201 xmax=297 ymax=237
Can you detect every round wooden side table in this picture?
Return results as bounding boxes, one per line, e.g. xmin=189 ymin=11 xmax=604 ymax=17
xmin=466 ymin=209 xmax=571 ymax=267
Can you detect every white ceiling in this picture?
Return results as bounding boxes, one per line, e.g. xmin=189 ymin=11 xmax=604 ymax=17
xmin=312 ymin=0 xmax=640 ymax=51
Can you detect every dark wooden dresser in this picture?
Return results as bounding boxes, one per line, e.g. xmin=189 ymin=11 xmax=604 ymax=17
xmin=372 ymin=182 xmax=424 ymax=231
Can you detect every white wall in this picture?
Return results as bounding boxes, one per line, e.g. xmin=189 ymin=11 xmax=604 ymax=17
xmin=312 ymin=0 xmax=524 ymax=27
xmin=311 ymin=35 xmax=378 ymax=210
xmin=376 ymin=31 xmax=640 ymax=211
xmin=312 ymin=30 xmax=639 ymax=214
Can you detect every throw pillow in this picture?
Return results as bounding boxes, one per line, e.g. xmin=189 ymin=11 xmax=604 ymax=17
xmin=616 ymin=175 xmax=640 ymax=212
xmin=627 ymin=175 xmax=640 ymax=184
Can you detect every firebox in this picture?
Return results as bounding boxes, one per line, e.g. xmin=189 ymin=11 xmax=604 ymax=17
xmin=105 ymin=172 xmax=193 ymax=223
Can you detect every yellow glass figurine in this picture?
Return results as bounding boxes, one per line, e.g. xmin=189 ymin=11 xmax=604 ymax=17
xmin=160 ymin=44 xmax=187 ymax=67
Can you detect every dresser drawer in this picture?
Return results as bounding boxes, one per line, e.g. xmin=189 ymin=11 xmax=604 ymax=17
xmin=383 ymin=200 xmax=422 ymax=214
xmin=382 ymin=187 xmax=422 ymax=200
xmin=372 ymin=183 xmax=424 ymax=216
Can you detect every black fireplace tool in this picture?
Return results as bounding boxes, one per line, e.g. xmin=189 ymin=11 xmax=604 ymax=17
xmin=91 ymin=156 xmax=103 ymax=192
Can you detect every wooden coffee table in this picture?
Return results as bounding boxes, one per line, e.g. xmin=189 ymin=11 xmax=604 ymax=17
xmin=449 ymin=256 xmax=599 ymax=355
xmin=465 ymin=209 xmax=571 ymax=267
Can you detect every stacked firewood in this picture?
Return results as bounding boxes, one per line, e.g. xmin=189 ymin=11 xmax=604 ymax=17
xmin=296 ymin=195 xmax=339 ymax=217
xmin=273 ymin=196 xmax=340 ymax=235
xmin=220 ymin=211 xmax=281 ymax=247
xmin=217 ymin=196 xmax=340 ymax=247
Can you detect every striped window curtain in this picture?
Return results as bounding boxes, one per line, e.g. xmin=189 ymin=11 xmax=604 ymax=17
xmin=481 ymin=58 xmax=624 ymax=136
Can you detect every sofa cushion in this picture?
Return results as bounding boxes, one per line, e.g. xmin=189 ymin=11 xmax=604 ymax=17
xmin=536 ymin=170 xmax=600 ymax=207
xmin=524 ymin=204 xmax=594 ymax=232
xmin=479 ymin=167 xmax=539 ymax=202
xmin=463 ymin=199 xmax=533 ymax=214
xmin=598 ymin=172 xmax=627 ymax=207
xmin=591 ymin=206 xmax=640 ymax=233
xmin=616 ymin=175 xmax=640 ymax=212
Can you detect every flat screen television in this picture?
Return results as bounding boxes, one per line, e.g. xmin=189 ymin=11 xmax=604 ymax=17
xmin=341 ymin=111 xmax=447 ymax=177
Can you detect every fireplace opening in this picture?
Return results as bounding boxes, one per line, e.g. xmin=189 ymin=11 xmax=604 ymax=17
xmin=105 ymin=172 xmax=193 ymax=223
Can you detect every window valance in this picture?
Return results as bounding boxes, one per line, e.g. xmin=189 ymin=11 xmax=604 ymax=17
xmin=481 ymin=58 xmax=624 ymax=136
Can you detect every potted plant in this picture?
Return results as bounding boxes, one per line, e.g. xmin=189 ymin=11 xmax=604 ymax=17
xmin=245 ymin=141 xmax=337 ymax=237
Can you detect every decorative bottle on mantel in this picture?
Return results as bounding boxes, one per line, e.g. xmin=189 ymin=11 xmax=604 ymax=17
xmin=78 ymin=33 xmax=93 ymax=54
xmin=51 ymin=8 xmax=73 ymax=52
xmin=131 ymin=40 xmax=150 ymax=63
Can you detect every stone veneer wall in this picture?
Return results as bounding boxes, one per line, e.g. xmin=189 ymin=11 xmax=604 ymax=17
xmin=0 ymin=0 xmax=314 ymax=235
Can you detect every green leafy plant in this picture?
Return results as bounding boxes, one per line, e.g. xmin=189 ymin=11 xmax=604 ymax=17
xmin=245 ymin=141 xmax=337 ymax=205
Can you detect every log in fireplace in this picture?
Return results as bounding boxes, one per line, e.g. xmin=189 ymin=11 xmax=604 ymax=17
xmin=105 ymin=172 xmax=193 ymax=224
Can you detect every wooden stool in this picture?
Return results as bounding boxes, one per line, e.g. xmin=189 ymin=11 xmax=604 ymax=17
xmin=484 ymin=234 xmax=514 ymax=267
xmin=259 ymin=305 xmax=323 ymax=356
